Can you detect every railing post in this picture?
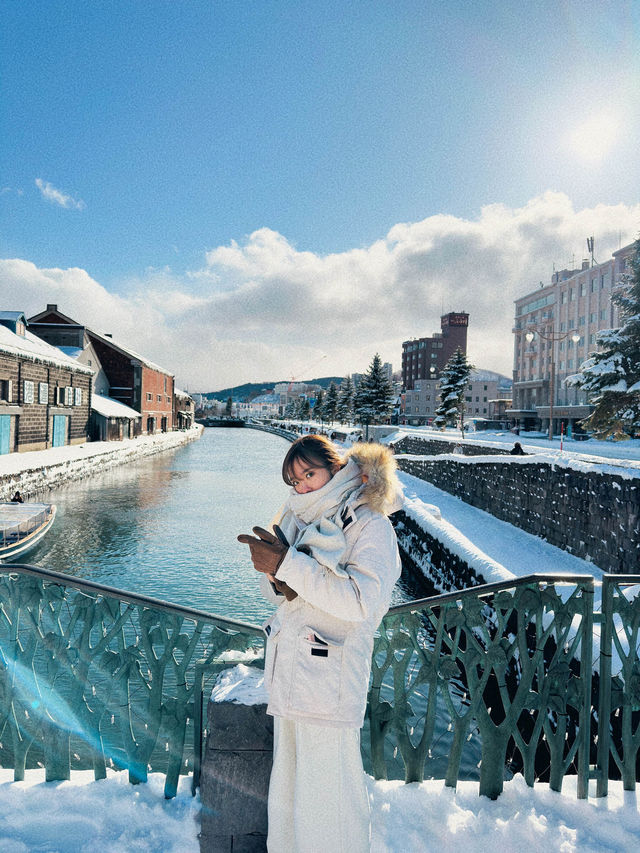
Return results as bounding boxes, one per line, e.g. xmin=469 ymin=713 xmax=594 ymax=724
xmin=577 ymin=581 xmax=593 ymax=799
xmin=595 ymin=576 xmax=613 ymax=797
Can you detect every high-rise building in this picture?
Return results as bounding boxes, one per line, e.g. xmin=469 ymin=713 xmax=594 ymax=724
xmin=401 ymin=312 xmax=468 ymax=390
xmin=508 ymin=242 xmax=635 ymax=434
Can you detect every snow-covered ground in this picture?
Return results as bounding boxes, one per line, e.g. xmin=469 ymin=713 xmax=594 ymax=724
xmin=2 ymin=767 xmax=639 ymax=853
xmin=392 ymin=425 xmax=640 ymax=468
xmin=2 ymin=662 xmax=638 ymax=852
xmin=0 ymin=427 xmax=203 ymax=500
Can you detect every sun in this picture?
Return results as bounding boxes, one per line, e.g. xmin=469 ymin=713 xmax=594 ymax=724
xmin=564 ymin=112 xmax=620 ymax=163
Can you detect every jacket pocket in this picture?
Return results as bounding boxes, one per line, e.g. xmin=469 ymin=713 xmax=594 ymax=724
xmin=263 ymin=624 xmax=281 ymax=692
xmin=288 ymin=626 xmax=344 ymax=716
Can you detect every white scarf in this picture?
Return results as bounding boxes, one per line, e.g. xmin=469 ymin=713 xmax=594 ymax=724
xmin=276 ymin=458 xmax=364 ymax=577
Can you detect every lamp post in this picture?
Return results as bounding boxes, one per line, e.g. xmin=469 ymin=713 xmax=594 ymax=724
xmin=525 ymin=328 xmax=580 ymax=442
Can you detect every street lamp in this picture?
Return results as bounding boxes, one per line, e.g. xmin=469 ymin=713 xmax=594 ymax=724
xmin=525 ymin=327 xmax=581 ymax=441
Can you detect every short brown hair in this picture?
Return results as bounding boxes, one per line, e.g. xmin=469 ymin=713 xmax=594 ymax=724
xmin=282 ymin=435 xmax=344 ymax=486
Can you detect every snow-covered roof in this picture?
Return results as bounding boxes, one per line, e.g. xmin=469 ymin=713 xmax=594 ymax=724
xmin=0 ymin=325 xmax=94 ymax=374
xmin=91 ymin=394 xmax=141 ymax=419
xmin=174 ymin=388 xmax=192 ymax=400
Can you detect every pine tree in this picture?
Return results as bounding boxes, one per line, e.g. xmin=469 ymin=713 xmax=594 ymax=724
xmin=284 ymin=400 xmax=296 ymax=418
xmin=566 ymin=237 xmax=640 ymax=439
xmin=337 ymin=376 xmax=355 ymax=424
xmin=354 ymin=353 xmax=394 ymax=432
xmin=323 ymin=382 xmax=339 ymax=425
xmin=225 ymin=396 xmax=233 ymax=416
xmin=313 ymin=389 xmax=324 ymax=424
xmin=432 ymin=348 xmax=474 ymax=437
xmin=297 ymin=397 xmax=311 ymax=421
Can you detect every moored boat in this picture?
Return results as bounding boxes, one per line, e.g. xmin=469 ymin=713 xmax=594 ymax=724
xmin=0 ymin=502 xmax=57 ymax=561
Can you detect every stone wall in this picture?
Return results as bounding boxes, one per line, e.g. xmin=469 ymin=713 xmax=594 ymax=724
xmin=0 ymin=426 xmax=203 ymax=501
xmin=395 ymin=451 xmax=639 ymax=575
xmin=394 ymin=511 xmax=485 ymax=594
xmin=392 ymin=434 xmax=507 ymax=457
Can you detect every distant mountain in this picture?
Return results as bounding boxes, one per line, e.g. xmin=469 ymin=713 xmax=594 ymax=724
xmin=200 ymin=376 xmax=346 ymax=402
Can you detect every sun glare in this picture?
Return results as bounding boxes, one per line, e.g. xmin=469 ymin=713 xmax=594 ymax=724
xmin=564 ymin=112 xmax=620 ymax=163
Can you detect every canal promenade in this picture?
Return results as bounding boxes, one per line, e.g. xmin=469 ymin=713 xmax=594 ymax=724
xmin=0 ymin=425 xmax=204 ymax=501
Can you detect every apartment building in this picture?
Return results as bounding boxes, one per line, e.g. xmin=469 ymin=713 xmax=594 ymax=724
xmin=509 ymin=242 xmax=635 ymax=434
xmin=402 ymin=313 xmax=468 ymax=390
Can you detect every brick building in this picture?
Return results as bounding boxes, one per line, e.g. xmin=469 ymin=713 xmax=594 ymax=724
xmin=0 ymin=311 xmax=93 ymax=453
xmin=509 ymin=242 xmax=635 ymax=433
xmin=28 ymin=305 xmax=175 ymax=435
xmin=174 ymin=388 xmax=195 ymax=429
xmin=402 ymin=312 xmax=469 ymax=390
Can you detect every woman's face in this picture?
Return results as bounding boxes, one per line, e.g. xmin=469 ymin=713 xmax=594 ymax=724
xmin=289 ymin=458 xmax=334 ymax=494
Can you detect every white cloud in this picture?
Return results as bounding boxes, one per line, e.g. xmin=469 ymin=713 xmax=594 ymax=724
xmin=1 ymin=192 xmax=639 ymax=391
xmin=35 ymin=178 xmax=85 ymax=210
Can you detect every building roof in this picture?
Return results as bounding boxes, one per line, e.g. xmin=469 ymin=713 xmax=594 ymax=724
xmin=174 ymin=388 xmax=193 ymax=400
xmin=86 ymin=329 xmax=174 ymax=376
xmin=91 ymin=394 xmax=141 ymax=419
xmin=0 ymin=324 xmax=94 ymax=374
xmin=27 ymin=305 xmax=174 ymax=377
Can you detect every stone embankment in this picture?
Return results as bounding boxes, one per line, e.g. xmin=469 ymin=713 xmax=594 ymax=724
xmin=393 ymin=434 xmax=639 ymax=575
xmin=0 ymin=426 xmax=203 ymax=501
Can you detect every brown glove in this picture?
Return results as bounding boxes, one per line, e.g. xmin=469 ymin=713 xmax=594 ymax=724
xmin=237 ymin=526 xmax=288 ymax=576
xmin=237 ymin=527 xmax=298 ymax=601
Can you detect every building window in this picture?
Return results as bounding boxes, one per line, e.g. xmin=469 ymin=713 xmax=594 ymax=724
xmin=591 ymin=279 xmax=597 ymax=292
xmin=65 ymin=386 xmax=74 ymax=406
xmin=164 ymin=376 xmax=167 ymax=392
xmin=146 ymin=392 xmax=152 ymax=401
xmin=561 ymin=292 xmax=567 ymax=304
xmin=0 ymin=378 xmax=13 ymax=402
xmin=23 ymin=380 xmax=34 ymax=404
xmin=600 ymin=309 xmax=607 ymax=320
xmin=589 ymin=312 xmax=597 ymax=323
xmin=74 ymin=387 xmax=83 ymax=406
xmin=39 ymin=382 xmax=49 ymax=404
xmin=579 ymin=316 xmax=585 ymax=325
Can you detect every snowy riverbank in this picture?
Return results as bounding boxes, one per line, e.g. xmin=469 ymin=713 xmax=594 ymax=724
xmin=0 ymin=426 xmax=203 ymax=500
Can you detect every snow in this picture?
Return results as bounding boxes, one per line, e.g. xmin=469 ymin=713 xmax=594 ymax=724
xmin=1 ymin=680 xmax=638 ymax=853
xmin=386 ymin=425 xmax=640 ymax=469
xmin=0 ymin=427 xmax=204 ymax=502
xmin=0 ymin=326 xmax=94 ymax=375
xmin=91 ymin=394 xmax=141 ymax=419
xmin=399 ymin=471 xmax=602 ymax=584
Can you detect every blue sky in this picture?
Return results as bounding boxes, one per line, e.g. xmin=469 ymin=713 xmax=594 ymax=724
xmin=1 ymin=1 xmax=639 ymax=390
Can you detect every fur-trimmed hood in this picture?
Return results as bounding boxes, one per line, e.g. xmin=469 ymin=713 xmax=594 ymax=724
xmin=343 ymin=442 xmax=404 ymax=516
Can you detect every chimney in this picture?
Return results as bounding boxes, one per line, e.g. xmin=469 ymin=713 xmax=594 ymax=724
xmin=104 ymin=333 xmax=113 ymax=338
xmin=581 ymin=259 xmax=589 ymax=270
xmin=47 ymin=303 xmax=57 ymax=311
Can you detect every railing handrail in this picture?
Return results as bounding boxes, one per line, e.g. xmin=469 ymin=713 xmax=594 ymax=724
xmin=387 ymin=572 xmax=596 ymax=615
xmin=2 ymin=562 xmax=263 ymax=635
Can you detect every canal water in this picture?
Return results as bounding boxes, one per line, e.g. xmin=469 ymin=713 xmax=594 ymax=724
xmin=27 ymin=427 xmax=421 ymax=624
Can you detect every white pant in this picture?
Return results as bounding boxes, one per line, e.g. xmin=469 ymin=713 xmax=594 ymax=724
xmin=268 ymin=717 xmax=371 ymax=853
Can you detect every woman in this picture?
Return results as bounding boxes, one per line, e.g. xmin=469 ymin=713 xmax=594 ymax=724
xmin=238 ymin=434 xmax=403 ymax=853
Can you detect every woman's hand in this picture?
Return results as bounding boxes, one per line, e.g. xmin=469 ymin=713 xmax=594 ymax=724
xmin=237 ymin=527 xmax=298 ymax=601
xmin=237 ymin=526 xmax=288 ymax=575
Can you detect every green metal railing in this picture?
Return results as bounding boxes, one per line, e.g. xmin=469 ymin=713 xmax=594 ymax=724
xmin=0 ymin=564 xmax=265 ymax=798
xmin=370 ymin=574 xmax=597 ymax=799
xmin=1 ymin=566 xmax=639 ymax=801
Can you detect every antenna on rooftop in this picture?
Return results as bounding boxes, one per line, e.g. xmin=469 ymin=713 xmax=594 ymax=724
xmin=587 ymin=236 xmax=597 ymax=267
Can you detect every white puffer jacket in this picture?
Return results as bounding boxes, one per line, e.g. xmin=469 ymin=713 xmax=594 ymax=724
xmin=261 ymin=443 xmax=403 ymax=729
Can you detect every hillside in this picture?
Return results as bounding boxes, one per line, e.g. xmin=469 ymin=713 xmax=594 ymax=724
xmin=201 ymin=376 xmax=346 ymax=402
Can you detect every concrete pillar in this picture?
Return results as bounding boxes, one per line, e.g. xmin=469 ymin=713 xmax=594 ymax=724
xmin=199 ymin=700 xmax=273 ymax=853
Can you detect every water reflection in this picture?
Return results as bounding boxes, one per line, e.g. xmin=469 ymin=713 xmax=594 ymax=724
xmin=29 ymin=428 xmax=417 ymax=623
